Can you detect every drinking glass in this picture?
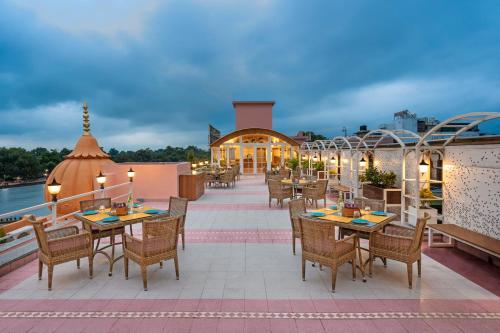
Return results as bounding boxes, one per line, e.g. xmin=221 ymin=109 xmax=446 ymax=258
xmin=99 ymin=205 xmax=105 ymax=214
xmin=364 ymin=206 xmax=371 ymax=214
xmin=353 ymin=211 xmax=361 ymax=218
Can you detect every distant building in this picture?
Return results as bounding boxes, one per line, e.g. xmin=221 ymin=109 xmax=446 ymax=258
xmin=291 ymin=131 xmax=311 ymax=145
xmin=394 ymin=110 xmax=417 ymax=133
xmin=355 ymin=125 xmax=370 ymax=137
xmin=379 ymin=111 xmax=482 ymax=138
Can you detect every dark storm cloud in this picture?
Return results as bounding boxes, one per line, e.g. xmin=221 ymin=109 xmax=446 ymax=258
xmin=0 ymin=0 xmax=499 ymax=149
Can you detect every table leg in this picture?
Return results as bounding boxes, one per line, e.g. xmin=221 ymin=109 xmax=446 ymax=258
xmin=356 ymin=235 xmax=366 ymax=282
xmin=109 ymin=228 xmax=116 ymax=276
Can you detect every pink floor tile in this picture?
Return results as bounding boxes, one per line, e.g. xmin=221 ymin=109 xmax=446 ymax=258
xmin=244 ymin=299 xmax=268 ymax=312
xmin=312 ymin=299 xmax=339 ymax=312
xmin=423 ymin=319 xmax=463 ymax=333
xmin=372 ymin=318 xmax=407 ymax=333
xmin=295 ymin=319 xmax=326 ymax=333
xmin=0 ymin=318 xmax=42 ymax=333
xmin=190 ymin=318 xmax=219 ymax=333
xmin=290 ymin=299 xmax=316 ymax=312
xmin=453 ymin=319 xmax=500 ymax=333
xmin=174 ymin=299 xmax=200 ymax=311
xmin=397 ymin=319 xmax=434 ymax=333
xmin=269 ymin=319 xmax=298 ymax=333
xmin=25 ymin=318 xmax=67 ymax=333
xmin=244 ymin=318 xmax=271 ymax=333
xmin=333 ymin=299 xmax=362 ymax=312
xmin=217 ymin=318 xmax=245 ymax=333
xmin=162 ymin=318 xmax=193 ymax=333
xmin=220 ymin=299 xmax=244 ymax=312
xmin=198 ymin=299 xmax=222 ymax=312
xmin=82 ymin=318 xmax=119 ymax=333
xmin=267 ymin=299 xmax=292 ymax=312
xmin=321 ymin=319 xmax=354 ymax=333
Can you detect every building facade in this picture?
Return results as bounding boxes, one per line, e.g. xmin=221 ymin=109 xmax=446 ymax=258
xmin=210 ymin=101 xmax=300 ymax=174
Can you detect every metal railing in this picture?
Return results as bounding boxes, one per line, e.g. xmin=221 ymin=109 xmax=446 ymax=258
xmin=0 ymin=182 xmax=133 ymax=226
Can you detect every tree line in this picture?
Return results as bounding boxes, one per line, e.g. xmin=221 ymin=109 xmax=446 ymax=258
xmin=0 ymin=146 xmax=209 ymax=181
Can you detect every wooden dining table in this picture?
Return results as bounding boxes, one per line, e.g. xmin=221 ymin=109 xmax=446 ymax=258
xmin=74 ymin=207 xmax=170 ymax=276
xmin=302 ymin=207 xmax=397 ymax=281
xmin=281 ymin=178 xmax=316 ymax=198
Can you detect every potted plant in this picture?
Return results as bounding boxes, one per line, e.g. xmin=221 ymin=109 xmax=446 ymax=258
xmin=361 ymin=167 xmax=401 ymax=205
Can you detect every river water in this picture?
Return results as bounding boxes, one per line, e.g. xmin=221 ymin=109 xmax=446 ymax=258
xmin=0 ymin=184 xmax=50 ymax=217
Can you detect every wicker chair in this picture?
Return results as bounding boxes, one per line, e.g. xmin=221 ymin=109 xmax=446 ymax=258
xmin=219 ymin=171 xmax=235 ymax=188
xmin=168 ymin=196 xmax=189 ymax=250
xmin=299 ymin=216 xmax=357 ymax=292
xmin=279 ymin=168 xmax=291 ymax=179
xmin=205 ymin=173 xmax=218 ymax=187
xmin=288 ymin=199 xmax=306 ymax=255
xmin=80 ymin=198 xmax=126 ymax=244
xmin=29 ymin=215 xmax=93 ymax=290
xmin=369 ymin=213 xmax=430 ymax=289
xmin=123 ymin=216 xmax=180 ymax=291
xmin=302 ymin=179 xmax=329 ymax=208
xmin=268 ymin=179 xmax=293 ymax=208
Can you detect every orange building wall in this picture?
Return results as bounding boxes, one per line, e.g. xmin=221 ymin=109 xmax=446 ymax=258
xmin=102 ymin=162 xmax=191 ymax=202
xmin=234 ymin=102 xmax=274 ymax=130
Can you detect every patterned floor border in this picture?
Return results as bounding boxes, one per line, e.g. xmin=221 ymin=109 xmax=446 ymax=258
xmin=1 ymin=311 xmax=499 ymax=320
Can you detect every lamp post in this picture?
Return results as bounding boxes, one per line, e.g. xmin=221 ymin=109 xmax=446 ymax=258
xmin=47 ymin=178 xmax=61 ymax=224
xmin=127 ymin=168 xmax=135 ymax=182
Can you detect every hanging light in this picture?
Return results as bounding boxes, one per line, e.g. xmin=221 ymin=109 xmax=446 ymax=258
xmin=301 ymin=155 xmax=307 ymax=160
xmin=47 ymin=178 xmax=61 ymax=202
xmin=191 ymin=163 xmax=197 ymax=169
xmin=204 ymin=161 xmax=209 ymax=165
xmin=419 ymin=159 xmax=429 ymax=174
xmin=359 ymin=157 xmax=367 ymax=168
xmin=127 ymin=168 xmax=135 ymax=182
xmin=312 ymin=153 xmax=318 ymax=162
xmin=330 ymin=155 xmax=337 ymax=164
xmin=96 ymin=171 xmax=106 ymax=189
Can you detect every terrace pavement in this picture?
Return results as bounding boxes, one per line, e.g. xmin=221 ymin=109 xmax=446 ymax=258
xmin=0 ymin=175 xmax=499 ymax=332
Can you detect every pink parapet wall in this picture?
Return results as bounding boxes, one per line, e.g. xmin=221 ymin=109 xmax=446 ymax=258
xmin=233 ymin=101 xmax=274 ymax=130
xmin=102 ymin=162 xmax=191 ymax=202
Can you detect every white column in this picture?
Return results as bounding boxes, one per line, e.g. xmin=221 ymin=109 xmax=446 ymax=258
xmin=218 ymin=148 xmax=221 ymax=167
xmin=253 ymin=145 xmax=257 ymax=174
xmin=266 ymin=144 xmax=272 ymax=171
xmin=210 ymin=148 xmax=214 ymax=164
xmin=225 ymin=147 xmax=229 ymax=167
xmin=239 ymin=144 xmax=244 ymax=174
xmin=280 ymin=145 xmax=284 ymax=167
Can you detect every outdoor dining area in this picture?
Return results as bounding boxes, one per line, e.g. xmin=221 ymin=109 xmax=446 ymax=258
xmin=201 ymin=164 xmax=240 ymax=188
xmin=29 ymin=195 xmax=188 ymax=291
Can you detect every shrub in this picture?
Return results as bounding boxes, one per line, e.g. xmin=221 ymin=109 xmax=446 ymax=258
xmin=362 ymin=166 xmax=396 ymax=188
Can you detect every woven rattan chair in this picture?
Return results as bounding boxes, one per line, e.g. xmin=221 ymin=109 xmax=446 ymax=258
xmin=219 ymin=171 xmax=235 ymax=188
xmin=80 ymin=198 xmax=127 ymax=244
xmin=302 ymin=179 xmax=328 ymax=208
xmin=279 ymin=168 xmax=291 ymax=179
xmin=29 ymin=215 xmax=93 ymax=290
xmin=288 ymin=198 xmax=306 ymax=255
xmin=123 ymin=216 xmax=180 ymax=291
xmin=205 ymin=173 xmax=218 ymax=187
xmin=299 ymin=216 xmax=357 ymax=292
xmin=369 ymin=213 xmax=430 ymax=289
xmin=168 ymin=196 xmax=188 ymax=250
xmin=268 ymin=179 xmax=293 ymax=208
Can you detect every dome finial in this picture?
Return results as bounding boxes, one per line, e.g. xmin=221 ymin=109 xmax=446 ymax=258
xmin=83 ymin=101 xmax=90 ymax=135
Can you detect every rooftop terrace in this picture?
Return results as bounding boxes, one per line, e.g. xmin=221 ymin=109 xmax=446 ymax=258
xmin=0 ymin=175 xmax=499 ymax=332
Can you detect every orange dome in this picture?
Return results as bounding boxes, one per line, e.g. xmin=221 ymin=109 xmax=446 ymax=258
xmin=44 ymin=103 xmax=115 ymax=215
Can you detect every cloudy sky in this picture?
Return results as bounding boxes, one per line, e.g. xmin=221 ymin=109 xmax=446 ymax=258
xmin=1 ymin=0 xmax=499 ymax=150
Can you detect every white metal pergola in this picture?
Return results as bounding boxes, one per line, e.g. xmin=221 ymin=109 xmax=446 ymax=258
xmin=411 ymin=112 xmax=500 ymax=225
xmin=353 ymin=129 xmax=428 ymax=220
xmin=299 ymin=141 xmax=321 ymax=175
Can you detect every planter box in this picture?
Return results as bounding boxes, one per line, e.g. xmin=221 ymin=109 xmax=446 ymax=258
xmin=362 ymin=184 xmax=401 ymax=205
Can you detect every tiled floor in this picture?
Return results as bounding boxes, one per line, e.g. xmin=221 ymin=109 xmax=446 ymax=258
xmin=0 ymin=175 xmax=499 ymax=332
